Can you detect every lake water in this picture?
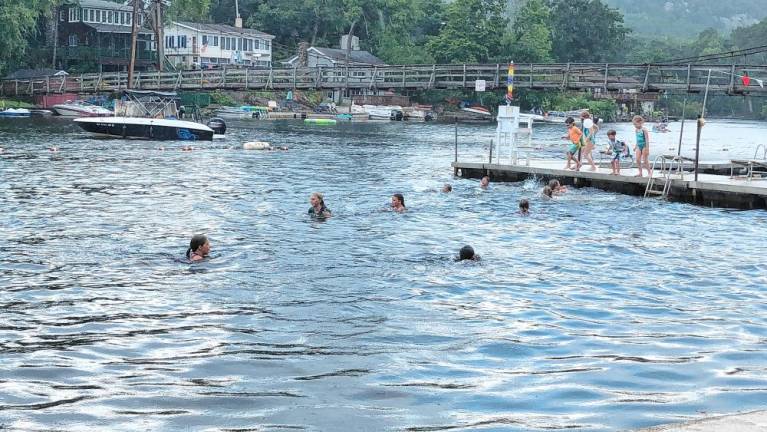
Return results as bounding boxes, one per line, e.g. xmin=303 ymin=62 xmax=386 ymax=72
xmin=1 ymin=118 xmax=766 ymax=431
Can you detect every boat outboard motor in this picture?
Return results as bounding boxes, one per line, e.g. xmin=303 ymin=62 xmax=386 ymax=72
xmin=207 ymin=117 xmax=227 ymax=135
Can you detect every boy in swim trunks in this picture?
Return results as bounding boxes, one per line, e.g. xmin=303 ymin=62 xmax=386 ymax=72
xmin=562 ymin=117 xmax=583 ymax=171
xmin=606 ymin=129 xmax=628 ymax=175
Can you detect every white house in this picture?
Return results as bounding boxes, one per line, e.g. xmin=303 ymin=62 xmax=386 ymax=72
xmin=163 ymin=21 xmax=274 ymax=69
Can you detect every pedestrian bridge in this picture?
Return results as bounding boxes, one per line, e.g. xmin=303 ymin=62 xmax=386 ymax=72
xmin=2 ymin=63 xmax=766 ymax=96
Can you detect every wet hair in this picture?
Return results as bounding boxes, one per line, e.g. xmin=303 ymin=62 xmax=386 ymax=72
xmin=311 ymin=192 xmax=325 ymax=208
xmin=443 ymin=184 xmax=452 ymax=192
xmin=542 ymin=186 xmax=553 ymax=198
xmin=607 ymin=129 xmax=617 ymax=136
xmin=548 ymin=179 xmax=560 ymax=189
xmin=459 ymin=245 xmax=475 ymax=261
xmin=186 ymin=234 xmax=208 ymax=259
xmin=393 ymin=193 xmax=405 ymax=207
xmin=519 ymin=199 xmax=530 ymax=211
xmin=632 ymin=115 xmax=644 ymax=124
xmin=565 ymin=117 xmax=575 ymax=125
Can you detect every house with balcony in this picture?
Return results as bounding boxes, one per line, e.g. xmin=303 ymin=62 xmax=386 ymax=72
xmin=58 ymin=0 xmax=155 ymax=72
xmin=163 ymin=22 xmax=274 ymax=69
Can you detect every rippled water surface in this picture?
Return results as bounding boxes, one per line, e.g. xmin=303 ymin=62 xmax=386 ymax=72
xmin=1 ymin=118 xmax=766 ymax=431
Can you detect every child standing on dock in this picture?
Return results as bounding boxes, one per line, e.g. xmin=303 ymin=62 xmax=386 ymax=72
xmin=580 ymin=112 xmax=599 ymax=171
xmin=633 ymin=115 xmax=651 ymax=177
xmin=562 ymin=117 xmax=583 ymax=171
xmin=606 ymin=130 xmax=629 ymax=176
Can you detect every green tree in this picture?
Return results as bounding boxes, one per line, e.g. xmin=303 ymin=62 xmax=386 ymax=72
xmin=0 ymin=0 xmax=54 ymax=74
xmin=167 ymin=0 xmax=211 ymax=21
xmin=370 ymin=0 xmax=442 ymax=64
xmin=548 ymin=0 xmax=629 ymax=63
xmin=506 ymin=0 xmax=553 ymax=63
xmin=426 ymin=0 xmax=508 ymax=64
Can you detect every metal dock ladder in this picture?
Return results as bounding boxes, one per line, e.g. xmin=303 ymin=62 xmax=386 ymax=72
xmin=644 ymin=155 xmax=695 ymax=199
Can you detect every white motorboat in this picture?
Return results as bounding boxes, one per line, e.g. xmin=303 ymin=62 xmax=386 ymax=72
xmin=74 ymin=90 xmax=219 ymax=141
xmin=52 ymin=101 xmax=112 ymax=117
xmin=214 ymin=107 xmax=255 ymax=120
xmin=364 ymin=105 xmax=404 ymax=121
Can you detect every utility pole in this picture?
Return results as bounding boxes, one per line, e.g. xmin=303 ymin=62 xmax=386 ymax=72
xmin=127 ymin=0 xmax=140 ymax=88
xmin=153 ymin=0 xmax=164 ymax=71
xmin=51 ymin=1 xmax=59 ymax=68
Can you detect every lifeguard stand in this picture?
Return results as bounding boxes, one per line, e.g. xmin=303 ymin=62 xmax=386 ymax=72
xmin=494 ymin=105 xmax=532 ymax=165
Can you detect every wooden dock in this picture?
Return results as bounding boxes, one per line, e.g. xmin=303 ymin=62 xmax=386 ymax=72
xmin=452 ymin=159 xmax=767 ymax=209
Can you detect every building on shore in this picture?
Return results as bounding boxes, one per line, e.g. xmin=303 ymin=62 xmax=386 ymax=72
xmin=57 ymin=0 xmax=155 ymax=72
xmin=280 ymin=36 xmax=387 ymax=103
xmin=163 ymin=22 xmax=274 ymax=70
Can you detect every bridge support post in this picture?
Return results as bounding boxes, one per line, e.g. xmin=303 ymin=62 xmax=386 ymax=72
xmin=642 ymin=64 xmax=651 ymax=92
xmin=245 ymin=68 xmax=249 ymax=89
xmin=494 ymin=64 xmax=500 ymax=88
xmin=728 ymin=63 xmax=736 ymax=94
xmin=603 ymin=63 xmax=609 ymax=92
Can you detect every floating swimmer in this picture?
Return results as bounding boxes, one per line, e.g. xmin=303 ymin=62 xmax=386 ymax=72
xmin=391 ymin=193 xmax=406 ymax=213
xmin=308 ymin=192 xmax=332 ymax=219
xmin=519 ymin=199 xmax=530 ymax=215
xmin=457 ymin=245 xmax=480 ymax=261
xmin=480 ymin=176 xmax=490 ymax=189
xmin=186 ymin=234 xmax=210 ymax=262
xmin=243 ymin=141 xmax=288 ymax=151
xmin=442 ymin=184 xmax=452 ymax=193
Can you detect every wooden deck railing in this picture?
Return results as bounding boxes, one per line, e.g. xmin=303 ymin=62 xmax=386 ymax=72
xmin=2 ymin=63 xmax=766 ymax=96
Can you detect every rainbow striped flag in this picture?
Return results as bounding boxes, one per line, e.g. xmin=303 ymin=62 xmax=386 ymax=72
xmin=505 ymin=62 xmax=515 ymax=103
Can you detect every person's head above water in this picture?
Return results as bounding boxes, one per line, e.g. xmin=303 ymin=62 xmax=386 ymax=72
xmin=459 ymin=245 xmax=476 ymax=261
xmin=391 ymin=193 xmax=405 ymax=210
xmin=519 ymin=198 xmax=530 ymax=213
xmin=310 ymin=192 xmax=325 ymax=209
xmin=548 ymin=179 xmax=560 ymax=190
xmin=442 ymin=184 xmax=452 ymax=193
xmin=480 ymin=176 xmax=490 ymax=188
xmin=542 ymin=186 xmax=553 ymax=198
xmin=187 ymin=234 xmax=210 ymax=261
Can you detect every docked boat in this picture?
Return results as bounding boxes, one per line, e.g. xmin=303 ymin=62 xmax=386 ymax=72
xmin=214 ymin=107 xmax=255 ymax=120
xmin=365 ymin=105 xmax=404 ymax=121
xmin=461 ymin=106 xmax=492 ymax=117
xmin=541 ymin=109 xmax=588 ymax=124
xmin=74 ymin=90 xmax=216 ymax=141
xmin=403 ymin=107 xmax=435 ymax=122
xmin=0 ymin=108 xmax=32 ymax=118
xmin=52 ymin=101 xmax=112 ymax=117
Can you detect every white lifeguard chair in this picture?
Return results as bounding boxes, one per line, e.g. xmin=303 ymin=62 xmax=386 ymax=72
xmin=494 ymin=105 xmax=533 ymax=166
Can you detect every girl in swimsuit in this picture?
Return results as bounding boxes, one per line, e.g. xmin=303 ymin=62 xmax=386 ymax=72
xmin=633 ymin=115 xmax=651 ymax=177
xmin=580 ymin=112 xmax=599 ymax=171
xmin=391 ymin=193 xmax=406 ymax=213
xmin=186 ymin=234 xmax=210 ymax=262
xmin=308 ymin=192 xmax=332 ymax=218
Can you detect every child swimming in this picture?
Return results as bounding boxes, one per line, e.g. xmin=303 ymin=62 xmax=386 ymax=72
xmin=548 ymin=179 xmax=567 ymax=195
xmin=519 ymin=199 xmax=530 ymax=215
xmin=308 ymin=192 xmax=332 ymax=219
xmin=391 ymin=193 xmax=406 ymax=213
xmin=457 ymin=245 xmax=480 ymax=261
xmin=186 ymin=234 xmax=210 ymax=262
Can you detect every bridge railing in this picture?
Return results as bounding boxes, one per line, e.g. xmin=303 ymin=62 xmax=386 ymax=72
xmin=2 ymin=63 xmax=766 ymax=96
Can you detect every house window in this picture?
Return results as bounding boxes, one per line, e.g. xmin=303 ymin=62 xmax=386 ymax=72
xmin=88 ymin=9 xmax=94 ymax=22
xmin=213 ymin=36 xmax=218 ymax=46
xmin=107 ymin=11 xmax=113 ymax=23
xmin=202 ymin=35 xmax=208 ymax=46
xmin=68 ymin=34 xmax=79 ymax=47
xmin=265 ymin=40 xmax=270 ymax=50
xmin=60 ymin=10 xmax=66 ymax=21
xmin=69 ymin=7 xmax=75 ymax=22
xmin=127 ymin=13 xmax=131 ymax=25
xmin=238 ymin=38 xmax=243 ymax=51
xmin=224 ymin=37 xmax=229 ymax=50
xmin=95 ymin=10 xmax=101 ymax=22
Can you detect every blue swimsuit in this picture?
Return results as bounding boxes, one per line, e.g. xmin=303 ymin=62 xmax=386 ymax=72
xmin=636 ymin=129 xmax=647 ymax=151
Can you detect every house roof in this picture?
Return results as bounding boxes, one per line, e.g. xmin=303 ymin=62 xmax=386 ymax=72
xmin=5 ymin=69 xmax=69 ymax=80
xmin=174 ymin=22 xmax=274 ymax=39
xmin=282 ymin=47 xmax=385 ymax=66
xmin=69 ymin=0 xmax=132 ymax=12
xmin=312 ymin=47 xmax=384 ymax=65
xmin=84 ymin=22 xmax=152 ymax=34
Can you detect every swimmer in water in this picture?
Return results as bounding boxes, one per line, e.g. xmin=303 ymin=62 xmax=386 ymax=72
xmin=442 ymin=184 xmax=452 ymax=193
xmin=391 ymin=193 xmax=406 ymax=213
xmin=186 ymin=234 xmax=210 ymax=262
xmin=480 ymin=176 xmax=490 ymax=189
xmin=542 ymin=186 xmax=553 ymax=199
xmin=519 ymin=199 xmax=530 ymax=215
xmin=457 ymin=245 xmax=480 ymax=261
xmin=548 ymin=179 xmax=567 ymax=195
xmin=308 ymin=192 xmax=332 ymax=218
